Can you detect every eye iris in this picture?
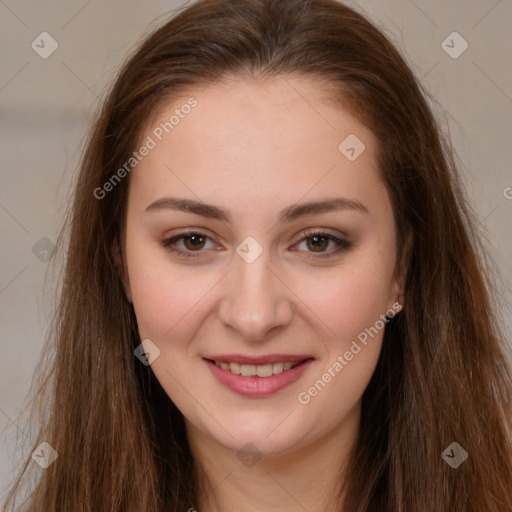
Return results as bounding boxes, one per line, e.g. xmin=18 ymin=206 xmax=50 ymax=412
xmin=307 ymin=235 xmax=328 ymax=252
xmin=184 ymin=234 xmax=205 ymax=250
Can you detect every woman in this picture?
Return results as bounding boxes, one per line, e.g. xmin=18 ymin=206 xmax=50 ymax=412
xmin=3 ymin=0 xmax=511 ymax=511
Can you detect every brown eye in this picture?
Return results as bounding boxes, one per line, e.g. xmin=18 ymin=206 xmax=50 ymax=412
xmin=294 ymin=230 xmax=352 ymax=260
xmin=182 ymin=234 xmax=207 ymax=251
xmin=306 ymin=234 xmax=329 ymax=252
xmin=162 ymin=231 xmax=216 ymax=258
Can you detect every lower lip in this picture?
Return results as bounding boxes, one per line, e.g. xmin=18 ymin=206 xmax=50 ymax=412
xmin=204 ymin=358 xmax=314 ymax=397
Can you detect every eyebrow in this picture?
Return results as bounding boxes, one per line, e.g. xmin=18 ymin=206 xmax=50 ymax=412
xmin=145 ymin=196 xmax=369 ymax=223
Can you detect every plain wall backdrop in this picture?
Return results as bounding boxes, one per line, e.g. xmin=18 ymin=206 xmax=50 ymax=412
xmin=1 ymin=0 xmax=511 ymax=500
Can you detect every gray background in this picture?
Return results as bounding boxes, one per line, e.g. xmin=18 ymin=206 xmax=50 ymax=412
xmin=1 ymin=0 xmax=511 ymax=500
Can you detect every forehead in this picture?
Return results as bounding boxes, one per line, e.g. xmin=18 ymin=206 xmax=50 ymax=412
xmin=129 ymin=76 xmax=389 ymax=223
xmin=143 ymin=75 xmax=373 ymax=154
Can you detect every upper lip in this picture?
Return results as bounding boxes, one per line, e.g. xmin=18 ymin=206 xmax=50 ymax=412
xmin=203 ymin=354 xmax=314 ymax=365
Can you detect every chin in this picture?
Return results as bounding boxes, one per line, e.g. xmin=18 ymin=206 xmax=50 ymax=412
xmin=208 ymin=415 xmax=313 ymax=456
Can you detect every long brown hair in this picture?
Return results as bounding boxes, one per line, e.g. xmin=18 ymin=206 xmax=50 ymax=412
xmin=3 ymin=0 xmax=511 ymax=510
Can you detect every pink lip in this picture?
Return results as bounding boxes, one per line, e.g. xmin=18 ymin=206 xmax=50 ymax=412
xmin=203 ymin=354 xmax=313 ymax=365
xmin=204 ymin=357 xmax=314 ymax=397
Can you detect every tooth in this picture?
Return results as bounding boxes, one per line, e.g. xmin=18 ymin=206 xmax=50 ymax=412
xmin=272 ymin=363 xmax=284 ymax=374
xmin=240 ymin=364 xmax=257 ymax=376
xmin=214 ymin=360 xmax=303 ymax=376
xmin=229 ymin=362 xmax=241 ymax=375
xmin=256 ymin=364 xmax=273 ymax=377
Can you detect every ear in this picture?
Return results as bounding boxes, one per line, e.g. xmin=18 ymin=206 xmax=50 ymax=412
xmin=112 ymin=232 xmax=133 ymax=304
xmin=388 ymin=230 xmax=412 ymax=312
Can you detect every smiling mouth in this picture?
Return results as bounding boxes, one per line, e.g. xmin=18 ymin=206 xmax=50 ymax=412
xmin=205 ymin=358 xmax=312 ymax=378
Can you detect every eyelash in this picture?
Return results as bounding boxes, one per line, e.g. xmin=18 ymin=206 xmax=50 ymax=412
xmin=161 ymin=229 xmax=352 ymax=260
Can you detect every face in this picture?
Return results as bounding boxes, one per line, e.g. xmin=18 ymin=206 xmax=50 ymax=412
xmin=117 ymin=76 xmax=404 ymax=457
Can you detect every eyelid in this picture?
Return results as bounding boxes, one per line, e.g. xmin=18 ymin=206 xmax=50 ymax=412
xmin=161 ymin=230 xmax=219 ymax=258
xmin=161 ymin=228 xmax=352 ymax=259
xmin=292 ymin=228 xmax=352 ymax=259
xmin=298 ymin=227 xmax=348 ymax=243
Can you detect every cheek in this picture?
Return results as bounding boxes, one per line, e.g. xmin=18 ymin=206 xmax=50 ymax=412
xmin=293 ymin=265 xmax=390 ymax=421
xmin=126 ymin=239 xmax=184 ymax=336
xmin=126 ymin=242 xmax=224 ymax=342
xmin=293 ymin=257 xmax=395 ymax=346
xmin=126 ymin=210 xmax=397 ymax=343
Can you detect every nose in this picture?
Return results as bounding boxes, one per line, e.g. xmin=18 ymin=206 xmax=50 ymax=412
xmin=217 ymin=247 xmax=294 ymax=342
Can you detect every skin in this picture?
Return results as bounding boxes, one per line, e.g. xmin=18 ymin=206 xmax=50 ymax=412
xmin=115 ymin=75 xmax=405 ymax=512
